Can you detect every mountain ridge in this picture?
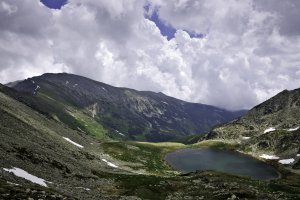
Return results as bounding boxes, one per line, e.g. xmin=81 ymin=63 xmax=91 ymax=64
xmin=6 ymin=73 xmax=246 ymax=142
xmin=6 ymin=72 xmax=245 ymax=111
xmin=1 ymin=76 xmax=300 ymax=199
xmin=210 ymin=87 xmax=300 ymax=169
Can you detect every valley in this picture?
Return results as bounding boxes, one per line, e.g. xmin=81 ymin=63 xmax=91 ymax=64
xmin=2 ymin=0 xmax=300 ymax=199
xmin=0 ymin=74 xmax=300 ymax=199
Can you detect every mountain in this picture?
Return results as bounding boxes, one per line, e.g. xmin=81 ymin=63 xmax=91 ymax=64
xmin=7 ymin=73 xmax=246 ymax=142
xmin=1 ymin=83 xmax=299 ymax=199
xmin=210 ymin=88 xmax=300 ymax=169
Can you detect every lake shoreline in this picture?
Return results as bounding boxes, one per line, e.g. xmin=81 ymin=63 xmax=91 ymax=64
xmin=164 ymin=147 xmax=280 ymax=180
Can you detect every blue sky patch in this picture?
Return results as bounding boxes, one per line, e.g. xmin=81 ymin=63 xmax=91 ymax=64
xmin=144 ymin=4 xmax=176 ymax=40
xmin=144 ymin=4 xmax=203 ymax=40
xmin=40 ymin=0 xmax=68 ymax=9
xmin=185 ymin=31 xmax=204 ymax=39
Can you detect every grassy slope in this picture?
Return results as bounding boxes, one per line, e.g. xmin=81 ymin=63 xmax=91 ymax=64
xmin=1 ymin=88 xmax=300 ymax=199
xmin=102 ymin=142 xmax=185 ymax=174
xmin=0 ymin=90 xmax=129 ymax=199
xmin=10 ymin=73 xmax=248 ymax=142
xmin=101 ymin=140 xmax=240 ymax=175
xmin=1 ymin=84 xmax=109 ymax=141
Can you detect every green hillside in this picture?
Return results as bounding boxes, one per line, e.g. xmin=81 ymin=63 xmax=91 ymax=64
xmin=8 ymin=73 xmax=246 ymax=142
xmin=1 ymin=85 xmax=300 ymax=199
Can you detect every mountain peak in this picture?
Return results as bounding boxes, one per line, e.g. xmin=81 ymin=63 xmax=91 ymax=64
xmin=7 ymin=73 xmax=246 ymax=142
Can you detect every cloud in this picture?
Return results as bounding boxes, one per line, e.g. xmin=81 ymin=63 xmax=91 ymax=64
xmin=145 ymin=0 xmax=300 ymax=108
xmin=0 ymin=0 xmax=300 ymax=110
xmin=0 ymin=0 xmax=68 ymax=83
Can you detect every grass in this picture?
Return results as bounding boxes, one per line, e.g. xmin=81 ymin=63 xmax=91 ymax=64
xmin=90 ymin=166 xmax=300 ymax=200
xmin=101 ymin=140 xmax=240 ymax=175
xmin=191 ymin=139 xmax=239 ymax=149
xmin=2 ymin=86 xmax=300 ymax=199
xmin=101 ymin=141 xmax=195 ymax=174
xmin=101 ymin=141 xmax=175 ymax=173
xmin=66 ymin=107 xmax=108 ymax=139
xmin=3 ymin=83 xmax=110 ymax=141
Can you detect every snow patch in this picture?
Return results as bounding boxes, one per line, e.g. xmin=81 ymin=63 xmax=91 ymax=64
xmin=63 ymin=137 xmax=84 ymax=148
xmin=101 ymin=87 xmax=106 ymax=91
xmin=157 ymin=108 xmax=164 ymax=115
xmin=241 ymin=136 xmax=251 ymax=140
xmin=297 ymin=154 xmax=300 ymax=157
xmin=74 ymin=187 xmax=91 ymax=191
xmin=65 ymin=80 xmax=69 ymax=85
xmin=31 ymin=80 xmax=35 ymax=84
xmin=288 ymin=126 xmax=299 ymax=131
xmin=77 ymin=127 xmax=86 ymax=133
xmin=33 ymin=85 xmax=40 ymax=95
xmin=264 ymin=127 xmax=276 ymax=133
xmin=101 ymin=159 xmax=118 ymax=168
xmin=259 ymin=154 xmax=279 ymax=160
xmin=3 ymin=167 xmax=48 ymax=187
xmin=116 ymin=130 xmax=125 ymax=136
xmin=161 ymin=101 xmax=168 ymax=105
xmin=90 ymin=103 xmax=97 ymax=118
xmin=7 ymin=181 xmax=19 ymax=186
xmin=278 ymin=158 xmax=295 ymax=165
xmin=73 ymin=83 xmax=78 ymax=87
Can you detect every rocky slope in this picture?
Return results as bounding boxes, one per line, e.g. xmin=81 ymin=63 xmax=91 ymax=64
xmin=7 ymin=73 xmax=245 ymax=142
xmin=1 ymin=84 xmax=300 ymax=199
xmin=210 ymin=88 xmax=300 ymax=169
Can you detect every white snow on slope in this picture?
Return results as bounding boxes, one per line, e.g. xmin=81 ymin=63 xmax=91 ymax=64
xmin=101 ymin=159 xmax=118 ymax=168
xmin=6 ymin=181 xmax=19 ymax=186
xmin=3 ymin=167 xmax=48 ymax=187
xmin=118 ymin=132 xmax=125 ymax=136
xmin=74 ymin=187 xmax=91 ymax=191
xmin=116 ymin=130 xmax=125 ymax=136
xmin=288 ymin=126 xmax=299 ymax=131
xmin=278 ymin=158 xmax=295 ymax=165
xmin=259 ymin=154 xmax=279 ymax=160
xmin=77 ymin=127 xmax=86 ymax=133
xmin=63 ymin=137 xmax=84 ymax=148
xmin=297 ymin=154 xmax=300 ymax=157
xmin=264 ymin=127 xmax=276 ymax=133
xmin=241 ymin=136 xmax=251 ymax=140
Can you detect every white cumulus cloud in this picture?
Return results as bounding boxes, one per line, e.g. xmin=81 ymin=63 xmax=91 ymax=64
xmin=0 ymin=0 xmax=300 ymax=110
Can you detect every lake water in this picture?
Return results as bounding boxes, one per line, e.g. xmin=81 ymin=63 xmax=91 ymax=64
xmin=165 ymin=148 xmax=279 ymax=180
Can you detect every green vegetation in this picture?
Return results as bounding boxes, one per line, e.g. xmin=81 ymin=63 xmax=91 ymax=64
xmin=90 ymin=167 xmax=300 ymax=200
xmin=1 ymin=80 xmax=300 ymax=199
xmin=102 ymin=142 xmax=185 ymax=174
xmin=101 ymin=140 xmax=241 ymax=175
xmin=172 ymin=133 xmax=205 ymax=144
xmin=66 ymin=107 xmax=108 ymax=139
xmin=191 ymin=139 xmax=240 ymax=150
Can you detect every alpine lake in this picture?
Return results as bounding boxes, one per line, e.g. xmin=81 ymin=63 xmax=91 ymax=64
xmin=165 ymin=148 xmax=279 ymax=180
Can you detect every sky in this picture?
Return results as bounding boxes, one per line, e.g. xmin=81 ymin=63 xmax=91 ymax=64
xmin=1 ymin=0 xmax=300 ymax=110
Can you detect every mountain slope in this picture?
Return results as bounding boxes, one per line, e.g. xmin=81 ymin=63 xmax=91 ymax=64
xmin=210 ymin=88 xmax=300 ymax=169
xmin=211 ymin=88 xmax=300 ymax=138
xmin=8 ymin=73 xmax=246 ymax=142
xmin=1 ymin=84 xmax=300 ymax=200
